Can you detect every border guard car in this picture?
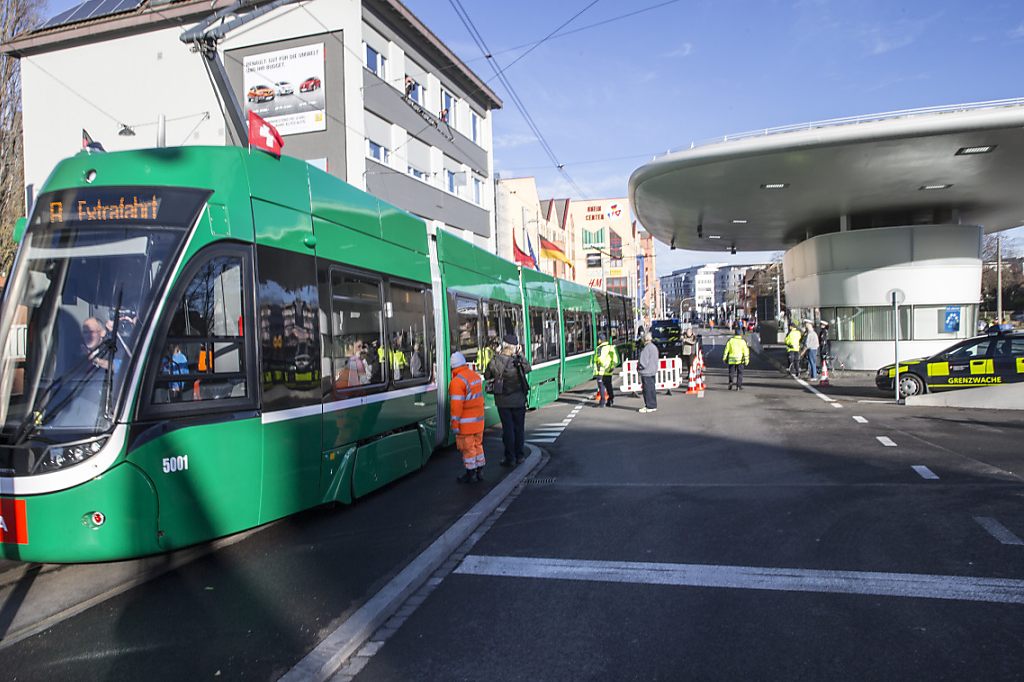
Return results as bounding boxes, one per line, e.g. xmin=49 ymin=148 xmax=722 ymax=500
xmin=876 ymin=326 xmax=1024 ymax=398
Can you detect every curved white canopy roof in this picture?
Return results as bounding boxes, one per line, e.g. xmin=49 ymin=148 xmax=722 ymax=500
xmin=629 ymin=100 xmax=1024 ymax=252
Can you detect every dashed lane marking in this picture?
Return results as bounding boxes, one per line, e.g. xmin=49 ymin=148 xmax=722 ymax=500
xmin=830 ymin=402 xmax=843 ymax=408
xmin=852 ymin=416 xmax=868 ymax=424
xmin=973 ymin=516 xmax=1024 ymax=546
xmin=454 ymin=555 xmax=1024 ymax=605
xmin=876 ymin=436 xmax=897 ymax=447
xmin=541 ymin=421 xmax=572 ymax=427
xmin=912 ymin=465 xmax=940 ymax=480
xmin=525 ymin=438 xmax=558 ymax=444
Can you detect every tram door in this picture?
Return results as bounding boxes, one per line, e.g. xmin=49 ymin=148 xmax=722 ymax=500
xmin=253 ymin=200 xmax=323 ymax=522
xmin=140 ymin=244 xmax=262 ymax=550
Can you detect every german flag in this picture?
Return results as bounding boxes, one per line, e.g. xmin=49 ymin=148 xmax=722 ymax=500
xmin=539 ymin=236 xmax=573 ymax=269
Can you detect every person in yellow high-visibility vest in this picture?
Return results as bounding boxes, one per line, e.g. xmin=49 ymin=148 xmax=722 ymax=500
xmin=785 ymin=325 xmax=802 ymax=376
xmin=378 ymin=334 xmax=409 ymax=380
xmin=723 ymin=327 xmax=750 ymax=391
xmin=592 ymin=333 xmax=620 ymax=407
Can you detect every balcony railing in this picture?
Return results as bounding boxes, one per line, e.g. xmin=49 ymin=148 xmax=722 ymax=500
xmin=659 ymin=97 xmax=1024 ymax=158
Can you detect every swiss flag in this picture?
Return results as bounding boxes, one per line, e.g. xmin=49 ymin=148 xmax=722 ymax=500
xmin=247 ymin=110 xmax=284 ymax=157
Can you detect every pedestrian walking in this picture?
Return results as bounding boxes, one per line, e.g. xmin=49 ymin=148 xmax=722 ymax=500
xmin=723 ymin=327 xmax=750 ymax=390
xmin=785 ymin=324 xmax=802 ymax=376
xmin=681 ymin=326 xmax=698 ymax=374
xmin=637 ymin=332 xmax=659 ymax=413
xmin=802 ymin=320 xmax=820 ymax=379
xmin=484 ymin=334 xmax=532 ymax=467
xmin=593 ymin=332 xmax=619 ymax=407
xmin=449 ymin=352 xmax=485 ymax=483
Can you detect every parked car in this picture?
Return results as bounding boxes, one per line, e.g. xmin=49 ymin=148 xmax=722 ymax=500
xmin=247 ymin=84 xmax=275 ymax=103
xmin=650 ymin=318 xmax=682 ymax=356
xmin=275 ymin=81 xmax=294 ymax=96
xmin=300 ymin=76 xmax=321 ymax=92
xmin=875 ymin=328 xmax=1024 ymax=398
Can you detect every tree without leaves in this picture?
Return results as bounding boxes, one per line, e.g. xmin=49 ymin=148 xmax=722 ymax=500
xmin=0 ymin=0 xmax=43 ymax=277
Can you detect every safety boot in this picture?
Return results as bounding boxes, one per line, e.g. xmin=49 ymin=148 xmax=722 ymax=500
xmin=456 ymin=470 xmax=474 ymax=483
xmin=473 ymin=468 xmax=485 ymax=482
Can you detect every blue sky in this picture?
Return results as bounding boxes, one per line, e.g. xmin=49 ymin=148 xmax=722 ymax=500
xmin=44 ymin=0 xmax=1024 ymax=272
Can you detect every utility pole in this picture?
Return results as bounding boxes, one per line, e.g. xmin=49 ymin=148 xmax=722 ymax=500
xmin=996 ymin=234 xmax=1003 ymax=323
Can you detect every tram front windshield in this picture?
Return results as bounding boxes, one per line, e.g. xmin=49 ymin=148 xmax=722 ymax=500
xmin=0 ymin=186 xmax=209 ymax=475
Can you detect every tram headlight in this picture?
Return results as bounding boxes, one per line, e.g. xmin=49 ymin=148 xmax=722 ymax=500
xmin=39 ymin=436 xmax=108 ymax=472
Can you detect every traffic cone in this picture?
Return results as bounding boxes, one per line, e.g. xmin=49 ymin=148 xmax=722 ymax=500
xmin=686 ymin=360 xmax=697 ymax=395
xmin=695 ymin=348 xmax=706 ymax=397
xmin=819 ymin=359 xmax=831 ymax=387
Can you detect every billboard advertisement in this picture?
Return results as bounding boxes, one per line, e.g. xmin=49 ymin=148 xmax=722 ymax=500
xmin=243 ymin=43 xmax=326 ymax=136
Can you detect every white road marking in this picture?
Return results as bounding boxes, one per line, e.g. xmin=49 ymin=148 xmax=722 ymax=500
xmin=455 ymin=555 xmax=1024 ymax=605
xmin=876 ymin=436 xmax=897 ymax=447
xmin=852 ymin=416 xmax=868 ymax=424
xmin=792 ymin=375 xmax=835 ymax=403
xmin=530 ymin=430 xmax=564 ymax=436
xmin=912 ymin=465 xmax=939 ymax=480
xmin=858 ymin=399 xmax=897 ymax=404
xmin=541 ymin=421 xmax=572 ymax=427
xmin=830 ymin=403 xmax=843 ymax=408
xmin=526 ymin=438 xmax=558 ymax=444
xmin=282 ymin=448 xmax=543 ymax=681
xmin=973 ymin=516 xmax=1024 ymax=546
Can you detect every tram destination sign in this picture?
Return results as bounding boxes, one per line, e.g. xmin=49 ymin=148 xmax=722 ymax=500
xmin=33 ymin=187 xmax=212 ymax=228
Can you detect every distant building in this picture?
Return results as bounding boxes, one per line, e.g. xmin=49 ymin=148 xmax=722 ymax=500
xmin=568 ymin=197 xmax=638 ymax=297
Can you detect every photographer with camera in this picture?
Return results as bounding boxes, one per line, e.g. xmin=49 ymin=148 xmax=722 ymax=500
xmin=484 ymin=333 xmax=532 ymax=467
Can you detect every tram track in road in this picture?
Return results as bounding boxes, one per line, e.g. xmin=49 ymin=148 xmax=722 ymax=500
xmin=0 ymin=522 xmax=273 ymax=650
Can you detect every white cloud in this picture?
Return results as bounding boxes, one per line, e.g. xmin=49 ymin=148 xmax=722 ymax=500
xmin=1010 ymin=23 xmax=1024 ymax=39
xmin=863 ymin=27 xmax=915 ymax=55
xmin=663 ymin=42 xmax=694 ymax=58
xmin=493 ymin=132 xmax=539 ymax=149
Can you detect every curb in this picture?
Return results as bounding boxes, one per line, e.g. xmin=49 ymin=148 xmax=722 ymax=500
xmin=280 ymin=445 xmax=544 ymax=682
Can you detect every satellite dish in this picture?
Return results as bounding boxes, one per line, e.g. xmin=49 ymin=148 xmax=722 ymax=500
xmin=885 ymin=288 xmax=905 ymax=305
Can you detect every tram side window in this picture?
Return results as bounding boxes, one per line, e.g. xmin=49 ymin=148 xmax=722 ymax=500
xmin=389 ymin=283 xmax=431 ymax=384
xmin=257 ymin=246 xmax=322 ymax=411
xmin=329 ymin=270 xmax=384 ymax=396
xmin=564 ymin=311 xmax=580 ymax=355
xmin=544 ymin=309 xmax=561 ymax=360
xmin=530 ymin=307 xmax=560 ymax=362
xmin=581 ymin=311 xmax=594 ymax=353
xmin=152 ymin=255 xmax=247 ymax=405
xmin=498 ymin=302 xmax=523 ymax=343
xmin=450 ymin=294 xmax=480 ymax=362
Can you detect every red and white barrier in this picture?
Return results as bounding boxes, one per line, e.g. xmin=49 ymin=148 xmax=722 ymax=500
xmin=620 ymin=357 xmax=684 ymax=393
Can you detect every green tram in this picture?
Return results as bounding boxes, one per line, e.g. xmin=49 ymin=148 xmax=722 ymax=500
xmin=0 ymin=147 xmax=633 ymax=562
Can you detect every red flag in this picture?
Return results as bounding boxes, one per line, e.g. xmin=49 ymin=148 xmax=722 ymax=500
xmin=247 ymin=110 xmax=284 ymax=157
xmin=511 ymin=233 xmax=534 ymax=267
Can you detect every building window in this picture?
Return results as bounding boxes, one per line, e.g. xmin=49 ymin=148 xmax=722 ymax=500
xmin=441 ymin=89 xmax=457 ymax=127
xmin=582 ymin=228 xmax=605 ymax=248
xmin=365 ymin=44 xmax=386 ymax=79
xmin=367 ymin=139 xmax=390 ymax=164
xmin=586 ymin=253 xmax=602 ymax=268
xmin=446 ymin=169 xmax=456 ymax=193
xmin=404 ymin=76 xmax=423 ymax=103
xmin=473 ymin=177 xmax=483 ymax=204
xmin=407 ymin=165 xmax=426 ymax=180
xmin=471 ymin=111 xmax=479 ymax=143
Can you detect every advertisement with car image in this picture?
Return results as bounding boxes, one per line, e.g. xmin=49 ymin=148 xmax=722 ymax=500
xmin=243 ymin=42 xmax=326 ymax=136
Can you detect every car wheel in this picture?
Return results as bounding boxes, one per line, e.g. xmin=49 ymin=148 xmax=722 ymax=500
xmin=898 ymin=373 xmax=925 ymax=398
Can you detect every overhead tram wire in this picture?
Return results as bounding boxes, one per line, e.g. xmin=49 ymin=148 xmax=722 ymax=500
xmin=482 ymin=0 xmax=600 ymax=86
xmin=448 ymin=0 xmax=589 ymax=199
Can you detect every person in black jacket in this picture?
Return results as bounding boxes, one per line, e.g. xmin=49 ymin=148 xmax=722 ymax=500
xmin=484 ymin=333 xmax=532 ymax=467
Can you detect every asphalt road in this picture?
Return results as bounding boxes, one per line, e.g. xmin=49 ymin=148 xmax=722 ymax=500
xmin=2 ymin=330 xmax=1023 ymax=680
xmin=351 ymin=332 xmax=1024 ymax=681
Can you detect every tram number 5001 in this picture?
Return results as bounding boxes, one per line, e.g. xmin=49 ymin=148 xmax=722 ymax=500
xmin=162 ymin=455 xmax=190 ymax=474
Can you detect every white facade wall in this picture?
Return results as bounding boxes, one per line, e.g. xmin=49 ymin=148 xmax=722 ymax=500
xmin=784 ymin=224 xmax=983 ymax=369
xmin=17 ymin=0 xmax=495 ymax=248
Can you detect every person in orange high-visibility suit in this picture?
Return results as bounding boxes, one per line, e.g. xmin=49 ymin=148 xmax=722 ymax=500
xmin=449 ymin=352 xmax=486 ymax=483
